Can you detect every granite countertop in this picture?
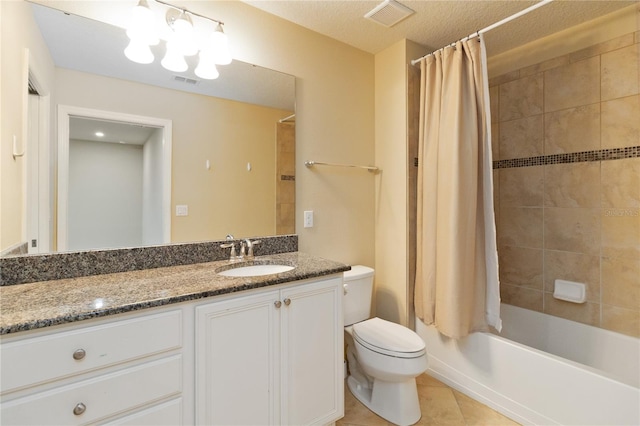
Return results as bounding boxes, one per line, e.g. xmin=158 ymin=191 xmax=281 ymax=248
xmin=0 ymin=252 xmax=350 ymax=335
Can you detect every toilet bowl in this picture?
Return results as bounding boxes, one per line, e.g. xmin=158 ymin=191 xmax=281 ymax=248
xmin=343 ymin=266 xmax=428 ymax=426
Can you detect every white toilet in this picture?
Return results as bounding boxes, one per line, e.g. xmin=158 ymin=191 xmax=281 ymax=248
xmin=343 ymin=266 xmax=428 ymax=426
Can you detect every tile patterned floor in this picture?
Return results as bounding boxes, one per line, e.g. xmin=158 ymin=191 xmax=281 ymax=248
xmin=338 ymin=373 xmax=521 ymax=426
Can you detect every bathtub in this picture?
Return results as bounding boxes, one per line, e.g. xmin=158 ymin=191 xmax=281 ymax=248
xmin=415 ymin=304 xmax=640 ymax=425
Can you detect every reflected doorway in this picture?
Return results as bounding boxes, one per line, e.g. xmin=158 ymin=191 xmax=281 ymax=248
xmin=57 ymin=106 xmax=172 ymax=252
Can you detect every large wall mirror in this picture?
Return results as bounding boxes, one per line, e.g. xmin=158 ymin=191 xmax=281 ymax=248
xmin=9 ymin=2 xmax=296 ymax=256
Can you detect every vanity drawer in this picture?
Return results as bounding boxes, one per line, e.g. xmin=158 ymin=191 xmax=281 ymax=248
xmin=99 ymin=398 xmax=182 ymax=425
xmin=0 ymin=355 xmax=182 ymax=426
xmin=0 ymin=310 xmax=182 ymax=394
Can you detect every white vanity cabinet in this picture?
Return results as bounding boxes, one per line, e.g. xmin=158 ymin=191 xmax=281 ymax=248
xmin=1 ymin=272 xmax=345 ymax=426
xmin=0 ymin=310 xmax=184 ymax=425
xmin=195 ymin=276 xmax=344 ymax=426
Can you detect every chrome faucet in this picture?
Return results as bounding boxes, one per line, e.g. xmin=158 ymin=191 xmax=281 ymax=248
xmin=220 ymin=242 xmax=238 ymax=261
xmin=241 ymin=239 xmax=261 ymax=258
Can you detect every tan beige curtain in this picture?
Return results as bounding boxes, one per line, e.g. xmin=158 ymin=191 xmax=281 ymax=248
xmin=415 ymin=35 xmax=501 ymax=339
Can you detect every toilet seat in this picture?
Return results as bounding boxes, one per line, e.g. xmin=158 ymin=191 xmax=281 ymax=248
xmin=352 ymin=317 xmax=426 ymax=359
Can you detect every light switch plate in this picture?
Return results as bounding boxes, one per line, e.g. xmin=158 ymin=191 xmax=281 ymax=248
xmin=176 ymin=205 xmax=188 ymax=216
xmin=304 ymin=210 xmax=313 ymax=228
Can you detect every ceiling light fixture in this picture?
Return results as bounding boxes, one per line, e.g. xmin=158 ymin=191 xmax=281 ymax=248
xmin=161 ymin=41 xmax=189 ymax=72
xmin=124 ymin=0 xmax=231 ymax=79
xmin=165 ymin=9 xmax=197 ymax=56
xmin=208 ymin=23 xmax=231 ymax=65
xmin=194 ymin=51 xmax=220 ymax=80
xmin=125 ymin=38 xmax=155 ymax=64
xmin=126 ymin=0 xmax=158 ymax=43
xmin=124 ymin=0 xmax=159 ymax=63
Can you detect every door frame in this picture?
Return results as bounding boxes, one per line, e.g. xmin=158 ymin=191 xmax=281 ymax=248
xmin=22 ymin=48 xmax=51 ymax=254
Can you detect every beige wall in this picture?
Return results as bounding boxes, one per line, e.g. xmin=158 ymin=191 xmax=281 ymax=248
xmin=56 ymin=69 xmax=289 ymax=243
xmin=490 ymin=9 xmax=639 ymax=337
xmin=374 ymin=39 xmax=426 ymax=327
xmin=221 ymin=1 xmax=375 ymax=265
xmin=15 ymin=0 xmax=376 ymax=266
xmin=0 ymin=1 xmax=55 ymax=252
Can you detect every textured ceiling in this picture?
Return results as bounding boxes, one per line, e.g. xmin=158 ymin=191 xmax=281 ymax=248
xmin=31 ymin=0 xmax=637 ymax=106
xmin=243 ymin=0 xmax=637 ymax=56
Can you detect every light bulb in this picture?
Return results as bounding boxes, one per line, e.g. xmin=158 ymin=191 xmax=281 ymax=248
xmin=195 ymin=51 xmax=219 ymax=80
xmin=124 ymin=39 xmax=154 ymax=64
xmin=126 ymin=0 xmax=158 ymax=45
xmin=208 ymin=23 xmax=232 ymax=65
xmin=161 ymin=42 xmax=188 ymax=72
xmin=168 ymin=11 xmax=197 ymax=56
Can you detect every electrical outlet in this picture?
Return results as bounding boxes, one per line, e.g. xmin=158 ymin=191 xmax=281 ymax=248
xmin=304 ymin=210 xmax=314 ymax=228
xmin=176 ymin=205 xmax=189 ymax=216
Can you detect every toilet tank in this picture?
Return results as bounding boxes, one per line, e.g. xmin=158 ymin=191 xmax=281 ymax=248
xmin=343 ymin=265 xmax=375 ymax=326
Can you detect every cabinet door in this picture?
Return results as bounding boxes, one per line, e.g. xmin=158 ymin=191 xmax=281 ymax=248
xmin=196 ymin=290 xmax=280 ymax=426
xmin=280 ymin=277 xmax=344 ymax=425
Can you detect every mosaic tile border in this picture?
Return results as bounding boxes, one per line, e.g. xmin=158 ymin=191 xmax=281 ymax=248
xmin=493 ymin=146 xmax=640 ymax=169
xmin=0 ymin=235 xmax=298 ymax=286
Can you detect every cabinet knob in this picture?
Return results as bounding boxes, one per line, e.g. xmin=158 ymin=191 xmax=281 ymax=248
xmin=274 ymin=300 xmax=282 ymax=309
xmin=73 ymin=402 xmax=86 ymax=415
xmin=72 ymin=349 xmax=86 ymax=360
xmin=284 ymin=298 xmax=291 ymax=306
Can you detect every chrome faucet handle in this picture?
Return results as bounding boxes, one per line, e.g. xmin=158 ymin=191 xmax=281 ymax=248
xmin=220 ymin=243 xmax=237 ymax=261
xmin=239 ymin=242 xmax=247 ymax=258
xmin=247 ymin=240 xmax=261 ymax=257
xmin=226 ymin=234 xmax=234 ymax=240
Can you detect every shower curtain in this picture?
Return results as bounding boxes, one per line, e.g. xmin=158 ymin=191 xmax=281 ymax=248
xmin=414 ymin=34 xmax=501 ymax=339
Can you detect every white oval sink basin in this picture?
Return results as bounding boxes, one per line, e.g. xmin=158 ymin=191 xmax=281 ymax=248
xmin=218 ymin=264 xmax=294 ymax=277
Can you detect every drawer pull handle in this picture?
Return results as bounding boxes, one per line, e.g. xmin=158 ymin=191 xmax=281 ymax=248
xmin=274 ymin=300 xmax=282 ymax=309
xmin=72 ymin=349 xmax=86 ymax=360
xmin=284 ymin=298 xmax=291 ymax=306
xmin=73 ymin=402 xmax=86 ymax=415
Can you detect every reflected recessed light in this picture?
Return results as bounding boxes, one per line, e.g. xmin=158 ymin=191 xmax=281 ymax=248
xmin=119 ymin=141 xmax=126 ymax=144
xmin=95 ymin=131 xmax=105 ymax=137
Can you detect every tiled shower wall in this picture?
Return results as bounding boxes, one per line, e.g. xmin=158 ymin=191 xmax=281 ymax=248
xmin=490 ymin=31 xmax=640 ymax=338
xmin=276 ymin=122 xmax=296 ymax=235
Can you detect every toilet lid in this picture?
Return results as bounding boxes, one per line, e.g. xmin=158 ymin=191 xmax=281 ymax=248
xmin=352 ymin=317 xmax=426 ymax=359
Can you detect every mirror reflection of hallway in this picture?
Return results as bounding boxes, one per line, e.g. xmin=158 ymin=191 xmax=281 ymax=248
xmin=67 ymin=118 xmax=164 ymax=251
xmin=57 ymin=106 xmax=172 ymax=252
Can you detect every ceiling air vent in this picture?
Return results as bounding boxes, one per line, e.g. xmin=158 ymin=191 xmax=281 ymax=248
xmin=173 ymin=76 xmax=199 ymax=85
xmin=365 ymin=0 xmax=415 ymax=28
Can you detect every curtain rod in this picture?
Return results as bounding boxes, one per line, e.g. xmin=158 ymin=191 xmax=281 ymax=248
xmin=410 ymin=0 xmax=554 ymax=66
xmin=279 ymin=113 xmax=295 ymax=123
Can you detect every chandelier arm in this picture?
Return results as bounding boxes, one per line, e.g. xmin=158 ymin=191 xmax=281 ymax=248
xmin=154 ymin=0 xmax=224 ymax=26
